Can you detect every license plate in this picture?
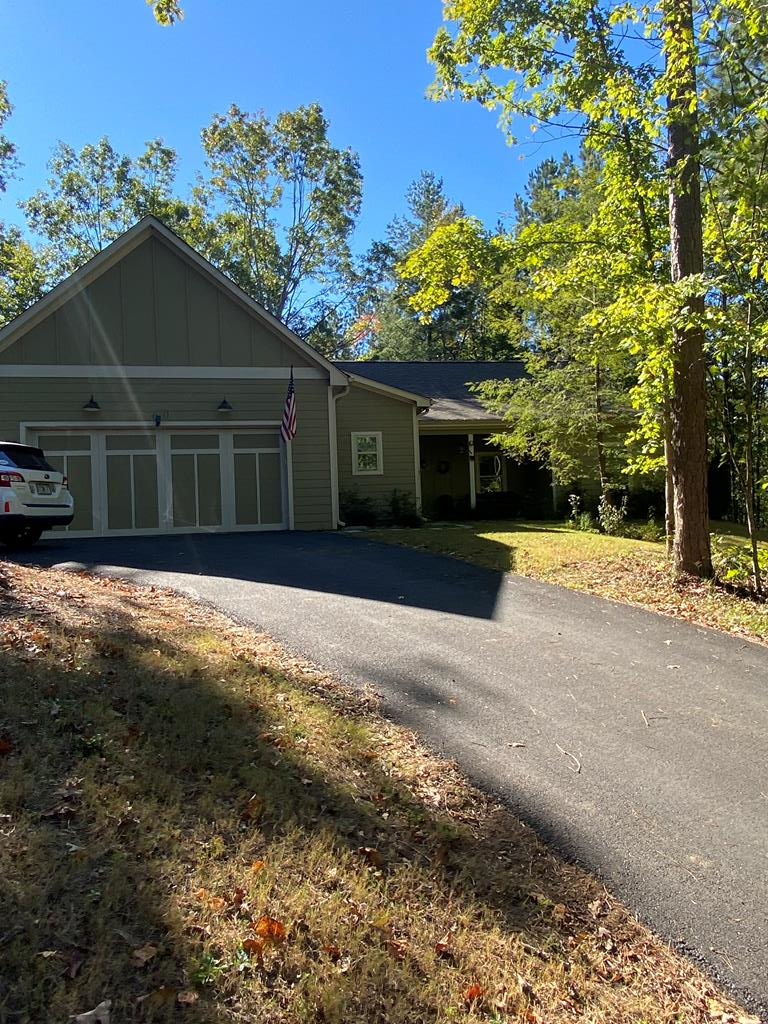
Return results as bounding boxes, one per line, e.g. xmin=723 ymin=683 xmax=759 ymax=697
xmin=32 ymin=483 xmax=53 ymax=495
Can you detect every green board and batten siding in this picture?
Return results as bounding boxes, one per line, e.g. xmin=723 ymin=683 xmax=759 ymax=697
xmin=335 ymin=385 xmax=418 ymax=508
xmin=0 ymin=236 xmax=315 ymax=369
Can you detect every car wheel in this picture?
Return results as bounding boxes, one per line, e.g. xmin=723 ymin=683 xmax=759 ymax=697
xmin=0 ymin=525 xmax=43 ymax=550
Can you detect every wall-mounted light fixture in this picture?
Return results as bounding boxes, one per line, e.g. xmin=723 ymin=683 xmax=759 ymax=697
xmin=217 ymin=397 xmax=233 ymax=413
xmin=82 ymin=395 xmax=101 ymax=412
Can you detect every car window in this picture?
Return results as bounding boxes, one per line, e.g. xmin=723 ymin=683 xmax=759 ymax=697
xmin=0 ymin=444 xmax=56 ymax=472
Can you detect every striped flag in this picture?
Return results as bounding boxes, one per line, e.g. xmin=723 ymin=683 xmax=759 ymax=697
xmin=280 ymin=368 xmax=297 ymax=443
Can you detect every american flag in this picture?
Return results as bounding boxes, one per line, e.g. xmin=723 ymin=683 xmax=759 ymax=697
xmin=280 ymin=368 xmax=297 ymax=443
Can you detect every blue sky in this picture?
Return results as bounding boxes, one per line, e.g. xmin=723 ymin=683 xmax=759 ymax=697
xmin=0 ymin=0 xmax=564 ymax=252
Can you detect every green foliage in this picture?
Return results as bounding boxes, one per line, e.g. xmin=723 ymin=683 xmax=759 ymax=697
xmin=0 ymin=81 xmax=17 ymax=193
xmin=597 ymin=494 xmax=628 ymax=536
xmin=195 ymin=103 xmax=362 ymax=335
xmin=339 ymin=490 xmax=378 ymax=528
xmin=148 ymin=0 xmax=183 ymax=25
xmin=349 ymin=172 xmax=514 ymax=361
xmin=383 ymin=489 xmax=422 ymax=528
xmin=712 ymin=535 xmax=768 ymax=592
xmin=0 ymin=225 xmax=48 ymax=328
xmin=22 ymin=137 xmax=190 ymax=279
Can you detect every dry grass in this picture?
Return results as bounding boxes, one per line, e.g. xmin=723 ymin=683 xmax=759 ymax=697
xmin=0 ymin=562 xmax=758 ymax=1023
xmin=364 ymin=522 xmax=768 ymax=644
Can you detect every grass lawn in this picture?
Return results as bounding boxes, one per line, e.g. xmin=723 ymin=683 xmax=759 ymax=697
xmin=362 ymin=521 xmax=768 ymax=644
xmin=0 ymin=562 xmax=757 ymax=1023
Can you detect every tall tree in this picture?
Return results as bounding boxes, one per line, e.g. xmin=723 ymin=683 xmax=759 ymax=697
xmin=22 ymin=137 xmax=190 ymax=278
xmin=195 ymin=103 xmax=362 ymax=336
xmin=428 ymin=0 xmax=768 ymax=577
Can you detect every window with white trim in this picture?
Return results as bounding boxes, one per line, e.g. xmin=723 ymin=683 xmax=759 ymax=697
xmin=351 ymin=431 xmax=383 ymax=475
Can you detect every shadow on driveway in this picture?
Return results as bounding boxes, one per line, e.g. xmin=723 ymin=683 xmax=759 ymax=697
xmin=7 ymin=530 xmax=506 ymax=621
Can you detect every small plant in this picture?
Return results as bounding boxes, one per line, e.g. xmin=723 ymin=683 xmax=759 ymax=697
xmin=191 ymin=952 xmax=228 ymax=987
xmin=385 ymin=489 xmax=422 ymax=528
xmin=568 ymin=494 xmax=596 ymax=532
xmin=712 ymin=535 xmax=768 ymax=593
xmin=339 ymin=489 xmax=378 ymax=527
xmin=597 ymin=494 xmax=628 ymax=536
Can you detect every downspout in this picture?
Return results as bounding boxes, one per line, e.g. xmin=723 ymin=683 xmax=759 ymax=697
xmin=330 ymin=383 xmax=350 ymax=529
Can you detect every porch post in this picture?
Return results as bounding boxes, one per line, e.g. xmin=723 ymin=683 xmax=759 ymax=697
xmin=468 ymin=433 xmax=476 ymax=511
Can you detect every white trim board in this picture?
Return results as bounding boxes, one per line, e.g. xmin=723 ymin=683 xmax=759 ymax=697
xmin=1 ymin=365 xmax=326 ymax=379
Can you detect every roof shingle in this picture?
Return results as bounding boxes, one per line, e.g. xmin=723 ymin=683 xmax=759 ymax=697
xmin=335 ymin=360 xmax=525 ymax=423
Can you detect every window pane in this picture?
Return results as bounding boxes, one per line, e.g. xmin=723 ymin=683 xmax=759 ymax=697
xmin=106 ymin=434 xmax=156 ymax=451
xmin=357 ymin=452 xmax=379 ymax=472
xmin=37 ymin=433 xmax=91 ymax=452
xmin=171 ymin=434 xmax=219 ymax=450
xmin=234 ymin=433 xmax=280 ymax=450
xmin=356 ymin=435 xmax=378 ymax=454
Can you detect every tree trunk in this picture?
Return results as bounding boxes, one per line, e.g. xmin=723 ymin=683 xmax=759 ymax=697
xmin=743 ymin=303 xmax=762 ymax=596
xmin=664 ymin=0 xmax=712 ymax=578
xmin=594 ymin=360 xmax=609 ymax=495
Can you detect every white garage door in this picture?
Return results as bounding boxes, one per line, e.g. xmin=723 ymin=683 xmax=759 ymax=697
xmin=30 ymin=429 xmax=287 ymax=537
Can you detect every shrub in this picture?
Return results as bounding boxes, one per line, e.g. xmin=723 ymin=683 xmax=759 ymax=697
xmin=568 ymin=493 xmax=597 ymax=532
xmin=711 ymin=535 xmax=768 ymax=593
xmin=339 ymin=490 xmax=378 ymax=527
xmin=597 ymin=494 xmax=628 ymax=536
xmin=384 ymin=489 xmax=422 ymax=528
xmin=624 ymin=507 xmax=666 ymax=542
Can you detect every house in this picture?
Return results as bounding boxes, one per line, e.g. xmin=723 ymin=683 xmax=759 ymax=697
xmin=337 ymin=360 xmax=554 ymax=520
xmin=0 ymin=217 xmax=549 ymax=538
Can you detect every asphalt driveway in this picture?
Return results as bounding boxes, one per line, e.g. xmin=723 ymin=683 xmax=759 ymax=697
xmin=12 ymin=531 xmax=768 ymax=1017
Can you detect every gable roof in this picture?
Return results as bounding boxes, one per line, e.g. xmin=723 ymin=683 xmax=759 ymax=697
xmin=0 ymin=216 xmax=347 ymax=385
xmin=334 ymin=360 xmax=526 ymax=423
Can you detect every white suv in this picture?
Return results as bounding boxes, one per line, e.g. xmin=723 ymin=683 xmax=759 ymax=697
xmin=0 ymin=442 xmax=75 ymax=548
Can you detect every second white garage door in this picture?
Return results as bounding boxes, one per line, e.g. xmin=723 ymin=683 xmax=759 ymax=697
xmin=33 ymin=429 xmax=288 ymax=537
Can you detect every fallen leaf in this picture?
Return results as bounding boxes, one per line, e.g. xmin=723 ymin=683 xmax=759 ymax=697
xmin=137 ymin=987 xmax=177 ymax=1009
xmin=71 ymin=1001 xmax=111 ymax=1024
xmin=385 ymin=938 xmax=408 ymax=961
xmin=242 ymin=937 xmax=264 ymax=961
xmin=0 ymin=737 xmax=12 ymax=757
xmin=463 ymin=983 xmax=484 ymax=1005
xmin=322 ymin=943 xmax=341 ymax=962
xmin=251 ymin=915 xmax=286 ymax=943
xmin=229 ymin=887 xmax=246 ymax=908
xmin=240 ymin=794 xmax=265 ymax=822
xmin=37 ymin=949 xmax=58 ymax=958
xmin=131 ymin=943 xmax=158 ymax=968
xmin=251 ymin=859 xmax=266 ymax=873
xmin=356 ymin=846 xmax=382 ymax=868
xmin=176 ymin=991 xmax=199 ymax=1006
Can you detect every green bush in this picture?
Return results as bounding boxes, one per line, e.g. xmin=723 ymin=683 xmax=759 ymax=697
xmin=339 ymin=490 xmax=378 ymax=527
xmin=597 ymin=494 xmax=628 ymax=536
xmin=711 ymin=535 xmax=768 ymax=592
xmin=384 ymin=489 xmax=422 ymax=528
xmin=567 ymin=494 xmax=597 ymax=532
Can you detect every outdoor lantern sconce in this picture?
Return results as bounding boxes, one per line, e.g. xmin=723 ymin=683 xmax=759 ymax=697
xmin=82 ymin=395 xmax=101 ymax=413
xmin=217 ymin=397 xmax=233 ymax=413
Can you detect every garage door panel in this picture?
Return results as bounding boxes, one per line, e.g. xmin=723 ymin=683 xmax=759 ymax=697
xmin=133 ymin=454 xmax=159 ymax=529
xmin=171 ymin=454 xmax=197 ymax=528
xmin=66 ymin=455 xmax=94 ymax=531
xmin=234 ymin=453 xmax=259 ymax=526
xmin=106 ymin=454 xmax=133 ymax=530
xmin=259 ymin=452 xmax=283 ymax=525
xmin=197 ymin=453 xmax=222 ymax=527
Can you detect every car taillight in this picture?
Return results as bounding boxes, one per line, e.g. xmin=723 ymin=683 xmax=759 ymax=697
xmin=62 ymin=476 xmax=69 ymax=489
xmin=0 ymin=471 xmax=23 ymax=487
